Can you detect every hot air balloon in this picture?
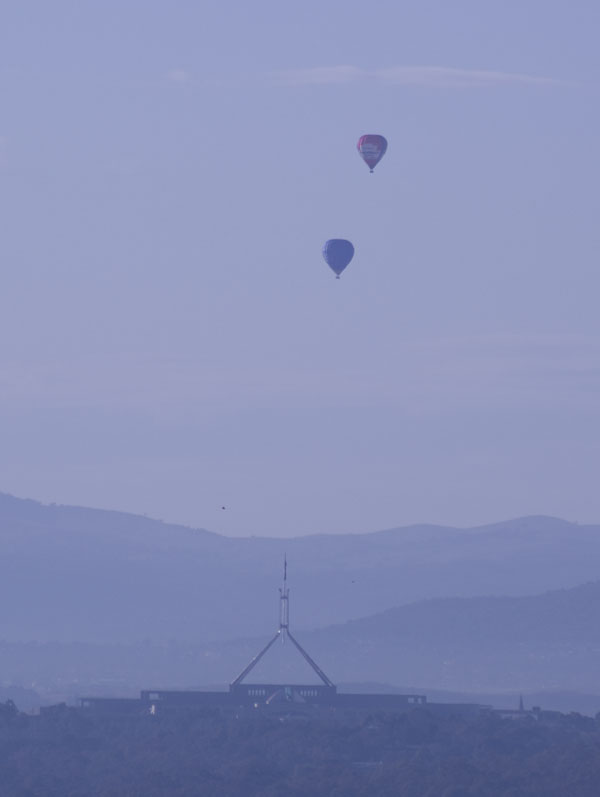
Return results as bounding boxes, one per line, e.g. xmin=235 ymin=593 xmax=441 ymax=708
xmin=357 ymin=134 xmax=387 ymax=173
xmin=322 ymin=239 xmax=354 ymax=279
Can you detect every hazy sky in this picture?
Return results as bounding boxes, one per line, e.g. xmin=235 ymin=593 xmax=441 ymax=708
xmin=1 ymin=1 xmax=599 ymax=536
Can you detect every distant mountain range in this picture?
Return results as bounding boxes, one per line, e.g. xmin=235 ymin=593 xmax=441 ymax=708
xmin=282 ymin=579 xmax=600 ymax=693
xmin=1 ymin=492 xmax=600 ymax=648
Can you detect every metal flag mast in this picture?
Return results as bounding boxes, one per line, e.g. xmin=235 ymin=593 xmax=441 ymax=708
xmin=230 ymin=556 xmax=334 ymax=689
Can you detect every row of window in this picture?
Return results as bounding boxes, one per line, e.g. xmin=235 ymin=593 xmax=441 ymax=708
xmin=245 ymin=687 xmax=323 ymax=698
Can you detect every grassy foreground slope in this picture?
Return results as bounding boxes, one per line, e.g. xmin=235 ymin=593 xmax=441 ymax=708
xmin=1 ymin=701 xmax=600 ymax=796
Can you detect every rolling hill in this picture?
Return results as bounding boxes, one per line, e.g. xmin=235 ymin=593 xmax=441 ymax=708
xmin=1 ymin=492 xmax=600 ymax=645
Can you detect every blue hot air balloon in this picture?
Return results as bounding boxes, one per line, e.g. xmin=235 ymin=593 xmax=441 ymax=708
xmin=322 ymin=239 xmax=354 ymax=279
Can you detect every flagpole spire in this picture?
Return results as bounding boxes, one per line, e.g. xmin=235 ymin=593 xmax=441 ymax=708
xmin=279 ymin=554 xmax=289 ymax=639
xmin=230 ymin=556 xmax=334 ymax=689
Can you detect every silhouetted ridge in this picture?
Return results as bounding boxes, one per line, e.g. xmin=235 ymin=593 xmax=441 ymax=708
xmin=1 ymin=492 xmax=599 ymax=645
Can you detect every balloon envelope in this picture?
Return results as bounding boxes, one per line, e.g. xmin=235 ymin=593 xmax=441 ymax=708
xmin=357 ymin=134 xmax=388 ymax=172
xmin=322 ymin=239 xmax=354 ymax=278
